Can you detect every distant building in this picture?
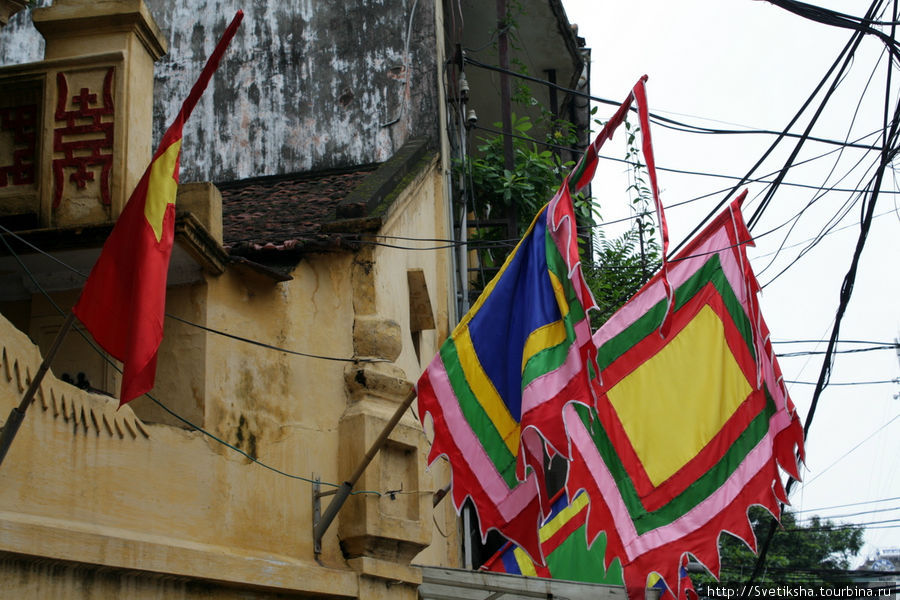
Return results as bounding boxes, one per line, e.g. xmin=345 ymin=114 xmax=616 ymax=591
xmin=854 ymin=547 xmax=900 ymax=599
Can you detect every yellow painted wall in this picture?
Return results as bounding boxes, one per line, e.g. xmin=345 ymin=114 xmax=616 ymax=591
xmin=0 ymin=160 xmax=461 ymax=598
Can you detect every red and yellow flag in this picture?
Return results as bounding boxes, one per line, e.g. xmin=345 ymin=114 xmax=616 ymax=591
xmin=73 ymin=11 xmax=243 ymax=405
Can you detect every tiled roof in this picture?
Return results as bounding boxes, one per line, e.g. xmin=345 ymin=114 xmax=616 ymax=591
xmin=217 ymin=166 xmax=378 ymax=256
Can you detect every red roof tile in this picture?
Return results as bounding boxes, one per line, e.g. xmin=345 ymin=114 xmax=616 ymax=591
xmin=218 ymin=166 xmax=377 ymax=256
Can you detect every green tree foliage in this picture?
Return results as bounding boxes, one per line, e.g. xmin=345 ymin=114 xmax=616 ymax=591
xmin=583 ymin=117 xmax=661 ymax=327
xmin=583 ymin=228 xmax=660 ymax=329
xmin=694 ymin=507 xmax=865 ymax=588
xmin=464 ymin=111 xmax=660 ymax=319
xmin=468 ymin=114 xmax=574 ymax=230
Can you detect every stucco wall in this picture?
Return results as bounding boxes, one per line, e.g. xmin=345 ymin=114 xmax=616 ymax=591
xmin=0 ymin=306 xmax=359 ymax=596
xmin=0 ymin=0 xmax=439 ymax=182
xmin=361 ymin=157 xmax=460 ymax=567
xmin=0 ymin=161 xmax=462 ymax=596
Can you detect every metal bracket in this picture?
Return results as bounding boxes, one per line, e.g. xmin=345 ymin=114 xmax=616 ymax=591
xmin=312 ymin=476 xmax=322 ymax=555
xmin=312 ymin=476 xmax=346 ymax=557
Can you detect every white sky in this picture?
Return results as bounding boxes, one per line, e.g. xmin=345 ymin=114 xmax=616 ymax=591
xmin=562 ymin=0 xmax=900 ymax=567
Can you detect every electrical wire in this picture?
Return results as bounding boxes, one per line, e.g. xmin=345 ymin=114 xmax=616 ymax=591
xmin=680 ymin=5 xmax=882 ymax=257
xmin=791 ymin=495 xmax=900 ymax=513
xmin=753 ymin=45 xmax=887 ymax=279
xmin=462 ymin=56 xmax=884 ymax=151
xmin=785 ymin=379 xmax=898 ymax=385
xmin=801 ymin=413 xmax=900 ymax=487
xmin=746 ymin=0 xmax=896 ymax=586
xmin=790 ymin=504 xmax=900 ymax=521
xmin=0 ymin=225 xmax=385 ymax=496
xmin=776 ymin=343 xmax=899 ymax=357
xmin=0 ymin=223 xmax=378 ymax=364
xmin=467 ymin=122 xmax=900 ymax=196
xmin=772 ymin=338 xmax=898 ymax=344
xmin=765 ymin=0 xmax=900 ymax=62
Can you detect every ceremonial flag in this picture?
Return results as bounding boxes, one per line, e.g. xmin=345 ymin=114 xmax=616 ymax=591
xmin=417 ymin=181 xmax=598 ymax=560
xmin=482 ymin=489 xmax=624 ymax=586
xmin=648 ymin=560 xmax=697 ymax=600
xmin=73 ymin=12 xmax=243 ymax=405
xmin=564 ymin=194 xmax=805 ymax=599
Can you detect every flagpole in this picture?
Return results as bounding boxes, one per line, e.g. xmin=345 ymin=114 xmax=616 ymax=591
xmin=0 ymin=312 xmax=76 ymax=469
xmin=313 ymin=387 xmax=417 ymax=555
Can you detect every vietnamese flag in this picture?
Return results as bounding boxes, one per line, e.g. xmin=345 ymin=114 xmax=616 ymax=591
xmin=73 ymin=11 xmax=243 ymax=405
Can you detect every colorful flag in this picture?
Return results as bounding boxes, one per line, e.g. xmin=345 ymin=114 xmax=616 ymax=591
xmin=482 ymin=489 xmax=624 ymax=586
xmin=73 ymin=12 xmax=243 ymax=405
xmin=648 ymin=560 xmax=697 ymax=600
xmin=417 ymin=182 xmax=598 ymax=561
xmin=564 ymin=194 xmax=805 ymax=600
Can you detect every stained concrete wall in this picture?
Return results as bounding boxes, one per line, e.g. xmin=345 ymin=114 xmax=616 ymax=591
xmin=0 ymin=159 xmax=461 ymax=599
xmin=0 ymin=0 xmax=439 ymax=183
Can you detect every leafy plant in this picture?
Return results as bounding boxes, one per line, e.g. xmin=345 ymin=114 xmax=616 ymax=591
xmin=584 ymin=227 xmax=661 ymax=329
xmin=462 ymin=106 xmax=661 ymax=321
xmin=692 ymin=507 xmax=865 ymax=589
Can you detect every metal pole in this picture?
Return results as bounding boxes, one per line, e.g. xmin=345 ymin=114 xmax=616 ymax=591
xmin=312 ymin=387 xmax=417 ymax=552
xmin=0 ymin=312 xmax=76 ymax=468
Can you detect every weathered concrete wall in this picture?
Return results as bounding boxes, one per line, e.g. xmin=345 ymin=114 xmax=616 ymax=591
xmin=0 ymin=307 xmax=359 ymax=597
xmin=0 ymin=162 xmax=461 ymax=597
xmin=360 ymin=155 xmax=459 ymax=568
xmin=0 ymin=0 xmax=439 ymax=182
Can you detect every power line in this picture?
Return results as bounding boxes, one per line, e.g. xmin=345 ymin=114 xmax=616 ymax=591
xmin=772 ymin=338 xmax=898 ymax=345
xmin=0 ymin=223 xmax=377 ymax=364
xmin=777 ymin=343 xmax=899 ymax=357
xmin=747 ymin=0 xmax=895 ymax=585
xmin=0 ymin=224 xmax=384 ymax=496
xmin=462 ymin=57 xmax=884 ymax=151
xmin=785 ymin=379 xmax=899 ymax=385
xmin=791 ymin=495 xmax=900 ymax=513
xmin=765 ymin=0 xmax=900 ymax=61
xmin=791 ymin=504 xmax=900 ymax=521
xmin=753 ymin=46 xmax=887 ymax=280
xmin=467 ymin=122 xmax=900 ymax=196
xmin=802 ymin=413 xmax=900 ymax=486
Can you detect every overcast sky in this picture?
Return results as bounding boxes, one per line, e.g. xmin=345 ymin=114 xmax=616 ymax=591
xmin=562 ymin=0 xmax=900 ymax=566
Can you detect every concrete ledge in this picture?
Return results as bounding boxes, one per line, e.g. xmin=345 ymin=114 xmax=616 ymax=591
xmin=335 ymin=138 xmax=432 ymax=220
xmin=0 ymin=510 xmax=358 ymax=597
xmin=348 ymin=556 xmax=422 ymax=585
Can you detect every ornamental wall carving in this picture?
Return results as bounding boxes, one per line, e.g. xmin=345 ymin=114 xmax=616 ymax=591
xmin=52 ymin=67 xmax=115 ymax=213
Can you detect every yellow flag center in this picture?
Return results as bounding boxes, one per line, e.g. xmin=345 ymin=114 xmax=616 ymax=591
xmin=607 ymin=305 xmax=752 ymax=487
xmin=144 ymin=139 xmax=182 ymax=242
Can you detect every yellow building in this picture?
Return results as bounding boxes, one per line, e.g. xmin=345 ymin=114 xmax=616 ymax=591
xmin=0 ymin=1 xmax=459 ymax=597
xmin=0 ymin=0 xmax=600 ymax=598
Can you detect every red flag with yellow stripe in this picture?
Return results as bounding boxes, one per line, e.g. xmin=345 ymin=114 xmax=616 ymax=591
xmin=73 ymin=11 xmax=243 ymax=405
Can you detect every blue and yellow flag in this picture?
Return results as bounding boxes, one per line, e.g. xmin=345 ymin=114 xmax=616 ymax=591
xmin=417 ymin=183 xmax=597 ymax=560
xmin=482 ymin=490 xmax=624 ymax=585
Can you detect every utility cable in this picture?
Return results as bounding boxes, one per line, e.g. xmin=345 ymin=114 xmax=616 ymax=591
xmin=0 ymin=224 xmax=375 ymax=364
xmin=746 ymin=9 xmax=875 ymax=231
xmin=802 ymin=413 xmax=900 ymax=487
xmin=754 ymin=46 xmax=886 ymax=279
xmin=777 ymin=343 xmax=899 ymax=357
xmin=462 ymin=56 xmax=882 ymax=151
xmin=785 ymin=378 xmax=899 ymax=385
xmin=0 ymin=227 xmax=384 ymax=496
xmin=792 ymin=495 xmax=900 ymax=513
xmin=674 ymin=3 xmax=879 ymax=255
xmin=467 ymin=122 xmax=900 ymax=195
xmin=748 ymin=0 xmax=898 ymax=585
xmin=765 ymin=0 xmax=900 ymax=61
xmin=789 ymin=504 xmax=900 ymax=521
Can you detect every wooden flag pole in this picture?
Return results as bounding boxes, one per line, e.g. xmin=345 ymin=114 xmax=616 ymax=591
xmin=0 ymin=312 xmax=76 ymax=469
xmin=313 ymin=387 xmax=418 ymax=555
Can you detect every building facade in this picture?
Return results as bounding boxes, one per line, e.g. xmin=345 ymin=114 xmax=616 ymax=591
xmin=0 ymin=0 xmax=590 ymax=597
